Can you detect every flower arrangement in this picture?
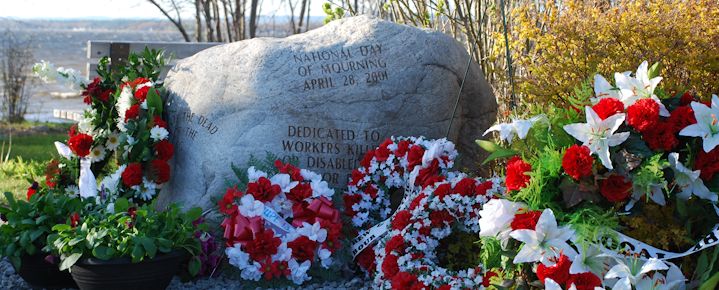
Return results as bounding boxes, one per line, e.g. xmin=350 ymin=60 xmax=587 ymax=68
xmin=342 ymin=136 xmax=457 ymax=273
xmin=478 ymin=61 xmax=719 ymax=288
xmin=218 ymin=158 xmax=343 ymax=285
xmin=371 ymin=173 xmax=504 ymax=289
xmin=47 ymin=200 xmax=202 ymax=273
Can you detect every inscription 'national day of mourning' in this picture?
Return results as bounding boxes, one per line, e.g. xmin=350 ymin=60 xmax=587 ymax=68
xmin=293 ymin=43 xmax=389 ymax=91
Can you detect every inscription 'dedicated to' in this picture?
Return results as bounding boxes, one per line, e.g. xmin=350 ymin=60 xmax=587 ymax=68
xmin=292 ymin=44 xmax=389 ymax=91
xmin=278 ymin=125 xmax=385 ymax=185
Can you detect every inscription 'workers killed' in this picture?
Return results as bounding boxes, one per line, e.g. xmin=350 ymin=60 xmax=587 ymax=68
xmin=279 ymin=125 xmax=384 ymax=184
xmin=292 ymin=44 xmax=390 ymax=91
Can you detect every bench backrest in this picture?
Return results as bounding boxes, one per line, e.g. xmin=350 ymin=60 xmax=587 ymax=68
xmin=86 ymin=41 xmax=222 ymax=80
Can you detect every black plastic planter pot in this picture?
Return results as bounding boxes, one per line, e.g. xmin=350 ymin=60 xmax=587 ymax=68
xmin=69 ymin=250 xmax=186 ymax=290
xmin=16 ymin=253 xmax=78 ymax=289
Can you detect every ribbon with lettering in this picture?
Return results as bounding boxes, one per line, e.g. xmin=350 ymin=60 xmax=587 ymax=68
xmin=598 ymin=226 xmax=719 ymax=260
xmin=262 ymin=206 xmax=295 ymax=234
xmin=292 ymin=196 xmax=341 ymax=227
xmin=350 ymin=186 xmax=415 ymax=258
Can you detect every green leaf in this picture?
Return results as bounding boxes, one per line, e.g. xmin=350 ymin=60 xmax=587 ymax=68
xmin=146 ymin=88 xmax=163 ymax=116
xmin=60 ymin=253 xmax=82 ymax=271
xmin=139 ymin=237 xmax=157 ymax=258
xmin=476 ymin=139 xmax=502 ymax=153
xmin=92 ymin=246 xmax=115 ymax=260
xmin=648 ymin=62 xmax=662 ymax=79
xmin=52 ymin=224 xmax=72 ymax=232
xmin=114 ymin=198 xmax=129 ymax=213
xmin=131 ymin=244 xmax=145 ymax=263
xmin=188 ymin=256 xmax=201 ymax=276
xmin=700 ymin=271 xmax=719 ymax=290
xmin=481 ymin=149 xmax=518 ymax=165
xmin=185 ymin=207 xmax=202 ymax=222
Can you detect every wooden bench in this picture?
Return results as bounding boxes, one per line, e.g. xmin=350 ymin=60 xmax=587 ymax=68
xmin=54 ymin=41 xmax=222 ymax=121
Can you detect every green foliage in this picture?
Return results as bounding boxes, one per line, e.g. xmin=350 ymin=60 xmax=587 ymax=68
xmin=322 ymin=3 xmax=344 ymax=24
xmin=47 ymin=203 xmax=201 ymax=272
xmin=511 ymin=146 xmax=563 ymax=210
xmin=632 ymin=154 xmax=669 ymax=200
xmin=0 ymin=190 xmax=83 ymax=268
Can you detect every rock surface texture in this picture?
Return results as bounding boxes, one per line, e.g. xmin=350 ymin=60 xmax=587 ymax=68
xmin=160 ymin=15 xmax=497 ymax=209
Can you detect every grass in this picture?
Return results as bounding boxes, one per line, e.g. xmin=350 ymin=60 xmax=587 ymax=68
xmin=0 ymin=121 xmax=70 ymax=203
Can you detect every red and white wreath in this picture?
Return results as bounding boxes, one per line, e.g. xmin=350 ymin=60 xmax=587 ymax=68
xmin=342 ymin=136 xmax=458 ymax=272
xmin=219 ymin=160 xmax=343 ymax=285
xmin=371 ymin=173 xmax=505 ymax=289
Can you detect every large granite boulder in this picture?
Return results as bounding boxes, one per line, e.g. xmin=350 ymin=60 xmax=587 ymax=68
xmin=159 ymin=15 xmax=497 ymax=209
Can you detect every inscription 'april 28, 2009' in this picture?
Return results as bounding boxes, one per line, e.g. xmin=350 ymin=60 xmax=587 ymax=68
xmin=292 ymin=44 xmax=389 ymax=91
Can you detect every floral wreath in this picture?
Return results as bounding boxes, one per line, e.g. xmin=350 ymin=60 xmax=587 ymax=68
xmin=342 ymin=136 xmax=458 ymax=272
xmin=99 ymin=77 xmax=173 ymax=205
xmin=220 ymin=160 xmax=343 ymax=285
xmin=371 ymin=173 xmax=504 ymax=289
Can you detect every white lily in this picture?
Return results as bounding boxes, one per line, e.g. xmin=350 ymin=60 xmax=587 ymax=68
xmin=509 ymin=209 xmax=578 ymax=265
xmin=591 ymin=73 xmax=624 ymax=103
xmin=679 ymin=95 xmax=719 ymax=152
xmin=564 ymin=107 xmax=630 ymax=170
xmin=634 ymin=262 xmax=686 ymax=290
xmin=570 ymin=244 xmax=609 ymax=275
xmin=478 ymin=199 xmax=525 ymax=248
xmin=288 ymin=259 xmax=311 ymax=285
xmin=483 ymin=115 xmax=547 ymax=144
xmin=605 ymin=257 xmax=668 ymax=290
xmin=270 ymin=173 xmax=299 ymax=193
xmin=628 ymin=179 xmax=667 ymax=209
xmin=614 ymin=61 xmax=670 ymax=116
xmin=669 ymin=152 xmax=716 ymax=202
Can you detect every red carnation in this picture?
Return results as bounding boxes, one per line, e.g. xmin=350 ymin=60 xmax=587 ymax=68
xmin=151 ymin=159 xmax=170 ymax=184
xmin=155 ymin=140 xmax=174 ymax=161
xmin=153 ymin=116 xmax=168 ymax=129
xmin=124 ymin=104 xmax=140 ymax=122
xmin=429 ymin=210 xmax=453 ymax=227
xmin=121 ymin=163 xmax=144 ymax=187
xmin=350 ymin=169 xmax=364 ymax=186
xmin=26 ymin=181 xmax=39 ymax=200
xmin=343 ymin=194 xmax=362 ymax=217
xmin=246 ymin=177 xmax=281 ymax=202
xmin=695 ymin=148 xmax=719 ymax=181
xmin=506 ymin=156 xmax=532 ymax=191
xmin=567 ymin=272 xmax=603 ymax=290
xmin=433 ymin=183 xmax=453 ymax=200
xmin=391 ymin=272 xmax=422 ymax=290
xmin=599 ymin=174 xmax=632 ymax=202
xmin=68 ymin=124 xmax=78 ymax=138
xmin=382 ymin=254 xmax=400 ymax=278
xmin=244 ymin=229 xmax=281 ymax=261
xmin=407 ymin=145 xmax=425 ymax=169
xmin=287 ymin=236 xmax=317 ymax=262
xmin=592 ymin=98 xmax=624 ymax=120
xmin=384 ymin=235 xmax=406 ymax=254
xmin=409 ymin=193 xmax=427 ymax=210
xmin=668 ymin=105 xmax=696 ymax=132
xmin=510 ymin=210 xmax=542 ymax=230
xmin=98 ymin=89 xmax=112 ymax=102
xmin=274 ymin=160 xmax=303 ymax=181
xmin=356 ymin=248 xmax=376 ymax=272
xmin=288 ymin=183 xmax=312 ymax=203
xmin=68 ymin=133 xmax=93 ymax=157
xmin=453 ymin=178 xmax=476 ymax=196
xmin=679 ymin=92 xmax=695 ymax=106
xmin=414 ymin=159 xmax=440 ymax=188
xmin=364 ymin=185 xmax=378 ymax=199
xmin=82 ymin=78 xmax=102 ymax=104
xmin=643 ymin=121 xmax=678 ymax=152
xmin=626 ymin=99 xmax=660 ymax=132
xmin=537 ymin=254 xmax=571 ymax=285
xmin=392 ymin=210 xmax=412 ymax=230
xmin=475 ymin=181 xmax=494 ymax=195
xmin=134 ymin=86 xmax=150 ymax=102
xmin=562 ymin=145 xmax=594 ymax=180
xmin=375 ymin=140 xmax=392 ymax=162
xmin=360 ymin=150 xmax=375 ymax=168
xmin=396 ymin=140 xmax=411 ymax=157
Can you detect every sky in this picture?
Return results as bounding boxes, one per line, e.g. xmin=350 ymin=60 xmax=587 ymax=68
xmin=0 ymin=0 xmax=327 ymax=19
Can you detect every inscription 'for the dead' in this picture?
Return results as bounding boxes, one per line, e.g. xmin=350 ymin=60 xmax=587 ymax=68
xmin=292 ymin=44 xmax=389 ymax=91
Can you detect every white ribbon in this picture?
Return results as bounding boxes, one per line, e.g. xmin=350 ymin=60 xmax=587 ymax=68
xmin=262 ymin=206 xmax=295 ymax=234
xmin=600 ymin=226 xmax=719 ymax=260
xmin=54 ymin=142 xmax=73 ymax=159
xmin=78 ymin=158 xmax=97 ymax=198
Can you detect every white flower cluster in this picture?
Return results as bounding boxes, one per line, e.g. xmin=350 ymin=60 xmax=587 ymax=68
xmin=371 ymin=174 xmax=503 ymax=289
xmin=32 ymin=60 xmax=86 ymax=91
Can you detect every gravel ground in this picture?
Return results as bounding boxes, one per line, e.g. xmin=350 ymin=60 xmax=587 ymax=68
xmin=0 ymin=258 xmax=371 ymax=290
